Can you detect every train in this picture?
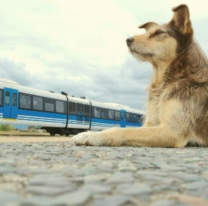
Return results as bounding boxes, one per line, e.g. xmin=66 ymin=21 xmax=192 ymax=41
xmin=0 ymin=78 xmax=144 ymax=136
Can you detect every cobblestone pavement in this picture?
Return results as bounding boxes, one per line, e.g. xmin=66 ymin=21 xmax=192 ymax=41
xmin=0 ymin=139 xmax=208 ymax=206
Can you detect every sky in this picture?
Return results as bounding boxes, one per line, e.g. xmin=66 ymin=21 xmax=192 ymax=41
xmin=1 ymin=0 xmax=208 ymax=111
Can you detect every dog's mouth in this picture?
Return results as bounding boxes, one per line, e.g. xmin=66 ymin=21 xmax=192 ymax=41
xmin=129 ymin=48 xmax=154 ymax=58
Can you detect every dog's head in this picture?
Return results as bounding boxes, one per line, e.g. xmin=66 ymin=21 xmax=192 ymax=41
xmin=127 ymin=4 xmax=193 ymax=66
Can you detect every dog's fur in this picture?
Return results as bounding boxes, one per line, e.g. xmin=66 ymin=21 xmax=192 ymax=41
xmin=72 ymin=4 xmax=208 ymax=148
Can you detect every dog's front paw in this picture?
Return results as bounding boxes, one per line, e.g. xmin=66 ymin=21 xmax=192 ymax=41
xmin=72 ymin=131 xmax=106 ymax=146
xmin=71 ymin=132 xmax=89 ymax=145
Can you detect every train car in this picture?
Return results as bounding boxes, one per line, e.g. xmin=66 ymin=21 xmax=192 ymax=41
xmin=0 ymin=78 xmax=144 ymax=136
xmin=89 ymin=101 xmax=143 ymax=131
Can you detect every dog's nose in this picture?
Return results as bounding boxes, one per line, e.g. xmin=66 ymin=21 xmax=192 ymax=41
xmin=126 ymin=37 xmax=134 ymax=46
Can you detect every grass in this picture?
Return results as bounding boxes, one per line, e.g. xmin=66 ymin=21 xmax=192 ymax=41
xmin=0 ymin=130 xmax=50 ymax=136
xmin=0 ymin=124 xmax=49 ymax=136
xmin=0 ymin=124 xmax=14 ymax=131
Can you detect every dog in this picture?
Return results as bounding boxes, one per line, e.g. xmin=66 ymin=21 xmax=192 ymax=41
xmin=72 ymin=4 xmax=208 ymax=148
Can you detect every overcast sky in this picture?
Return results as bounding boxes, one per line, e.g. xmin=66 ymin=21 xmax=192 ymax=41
xmin=1 ymin=0 xmax=208 ymax=111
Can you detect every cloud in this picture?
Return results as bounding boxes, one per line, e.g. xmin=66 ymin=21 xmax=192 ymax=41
xmin=1 ymin=0 xmax=208 ymax=112
xmin=0 ymin=58 xmax=33 ymax=86
xmin=0 ymin=56 xmax=150 ymax=110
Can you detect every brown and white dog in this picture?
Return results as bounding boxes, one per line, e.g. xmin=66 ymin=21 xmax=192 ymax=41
xmin=72 ymin=4 xmax=208 ymax=148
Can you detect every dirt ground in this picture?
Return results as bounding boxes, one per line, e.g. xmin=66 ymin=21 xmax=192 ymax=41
xmin=0 ymin=136 xmax=73 ymax=143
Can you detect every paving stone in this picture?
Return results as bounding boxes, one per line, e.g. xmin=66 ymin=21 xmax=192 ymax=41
xmin=136 ymin=170 xmax=168 ymax=177
xmin=181 ymin=181 xmax=208 ymax=190
xmin=60 ymin=166 xmax=84 ymax=177
xmin=150 ymin=199 xmax=178 ymax=206
xmin=80 ymin=183 xmax=111 ymax=193
xmin=105 ymin=172 xmax=135 ymax=185
xmin=28 ymin=174 xmax=71 ymax=186
xmin=0 ymin=158 xmax=16 ymax=166
xmin=153 ymin=184 xmax=179 ymax=192
xmin=154 ymin=163 xmax=187 ymax=172
xmin=116 ymin=183 xmax=152 ymax=195
xmin=118 ymin=160 xmax=137 ymax=172
xmin=0 ymin=165 xmax=16 ymax=174
xmin=25 ymin=168 xmax=52 ymax=175
xmin=169 ymin=194 xmax=208 ymax=206
xmin=34 ymin=155 xmax=51 ymax=161
xmin=142 ymin=175 xmax=178 ymax=184
xmin=202 ymin=171 xmax=208 ymax=180
xmin=84 ymin=173 xmax=111 ymax=183
xmin=0 ymin=191 xmax=22 ymax=206
xmin=130 ymin=160 xmax=153 ymax=169
xmin=95 ymin=195 xmax=137 ymax=206
xmin=55 ymin=189 xmax=91 ymax=205
xmin=184 ymin=189 xmax=208 ymax=202
xmin=81 ymin=165 xmax=101 ymax=175
xmin=20 ymin=196 xmax=62 ymax=206
xmin=94 ymin=164 xmax=114 ymax=173
xmin=26 ymin=185 xmax=74 ymax=196
xmin=169 ymin=173 xmax=203 ymax=182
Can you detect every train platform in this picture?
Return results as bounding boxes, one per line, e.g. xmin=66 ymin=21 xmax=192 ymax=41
xmin=0 ymin=136 xmax=208 ymax=206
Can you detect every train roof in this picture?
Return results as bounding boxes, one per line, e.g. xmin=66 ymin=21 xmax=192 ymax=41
xmin=0 ymin=78 xmax=145 ymax=114
xmin=0 ymin=78 xmax=68 ymax=100
xmin=91 ymin=100 xmax=144 ymax=114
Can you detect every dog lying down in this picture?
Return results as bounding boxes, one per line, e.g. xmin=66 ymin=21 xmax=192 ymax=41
xmin=73 ymin=4 xmax=208 ymax=148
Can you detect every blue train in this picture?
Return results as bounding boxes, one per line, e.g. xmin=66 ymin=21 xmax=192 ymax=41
xmin=0 ymin=78 xmax=144 ymax=136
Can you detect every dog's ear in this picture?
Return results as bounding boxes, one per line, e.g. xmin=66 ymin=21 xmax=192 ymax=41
xmin=171 ymin=4 xmax=193 ymax=35
xmin=139 ymin=22 xmax=158 ymax=31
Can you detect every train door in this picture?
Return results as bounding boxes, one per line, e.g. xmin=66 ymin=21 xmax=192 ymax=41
xmin=83 ymin=104 xmax=90 ymax=128
xmin=77 ymin=113 xmax=83 ymax=122
xmin=77 ymin=103 xmax=84 ymax=122
xmin=3 ymin=88 xmax=18 ymax=119
xmin=77 ymin=103 xmax=90 ymax=125
xmin=120 ymin=110 xmax=126 ymax=127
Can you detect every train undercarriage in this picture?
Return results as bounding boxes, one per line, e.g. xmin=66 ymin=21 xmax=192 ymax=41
xmin=41 ymin=127 xmax=87 ymax=136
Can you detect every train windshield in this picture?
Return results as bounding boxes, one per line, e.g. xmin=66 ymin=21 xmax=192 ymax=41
xmin=0 ymin=90 xmax=2 ymax=106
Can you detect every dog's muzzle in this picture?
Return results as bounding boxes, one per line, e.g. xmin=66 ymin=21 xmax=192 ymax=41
xmin=126 ymin=37 xmax=134 ymax=47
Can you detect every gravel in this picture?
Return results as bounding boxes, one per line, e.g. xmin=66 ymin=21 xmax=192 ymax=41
xmin=0 ymin=138 xmax=208 ymax=206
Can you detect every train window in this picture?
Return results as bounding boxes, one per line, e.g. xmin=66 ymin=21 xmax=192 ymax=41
xmin=69 ymin=102 xmax=76 ymax=114
xmin=33 ymin=96 xmax=43 ymax=111
xmin=126 ymin=113 xmax=143 ymax=123
xmin=56 ymin=100 xmax=65 ymax=113
xmin=5 ymin=91 xmax=10 ymax=106
xmin=137 ymin=114 xmax=143 ymax=123
xmin=0 ymin=90 xmax=2 ymax=106
xmin=77 ymin=103 xmax=83 ymax=113
xmin=19 ymin=93 xmax=31 ymax=109
xmin=126 ymin=113 xmax=129 ymax=121
xmin=101 ymin=108 xmax=108 ymax=119
xmin=132 ymin=114 xmax=138 ymax=122
xmin=44 ymin=98 xmax=54 ymax=112
xmin=129 ymin=113 xmax=134 ymax=122
xmin=108 ymin=110 xmax=114 ymax=119
xmin=93 ymin=107 xmax=100 ymax=118
xmin=115 ymin=111 xmax=120 ymax=120
xmin=132 ymin=114 xmax=140 ymax=123
xmin=83 ymin=104 xmax=90 ymax=116
xmin=128 ymin=113 xmax=134 ymax=122
xmin=13 ymin=93 xmax=17 ymax=106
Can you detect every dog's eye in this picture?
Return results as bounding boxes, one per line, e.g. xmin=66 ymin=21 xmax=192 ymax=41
xmin=154 ymin=30 xmax=164 ymax=35
xmin=149 ymin=30 xmax=166 ymax=38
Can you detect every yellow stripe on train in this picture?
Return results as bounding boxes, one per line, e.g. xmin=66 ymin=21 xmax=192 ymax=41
xmin=2 ymin=118 xmax=17 ymax=121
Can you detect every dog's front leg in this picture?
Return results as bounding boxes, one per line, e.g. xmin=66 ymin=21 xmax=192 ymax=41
xmin=72 ymin=126 xmax=188 ymax=148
